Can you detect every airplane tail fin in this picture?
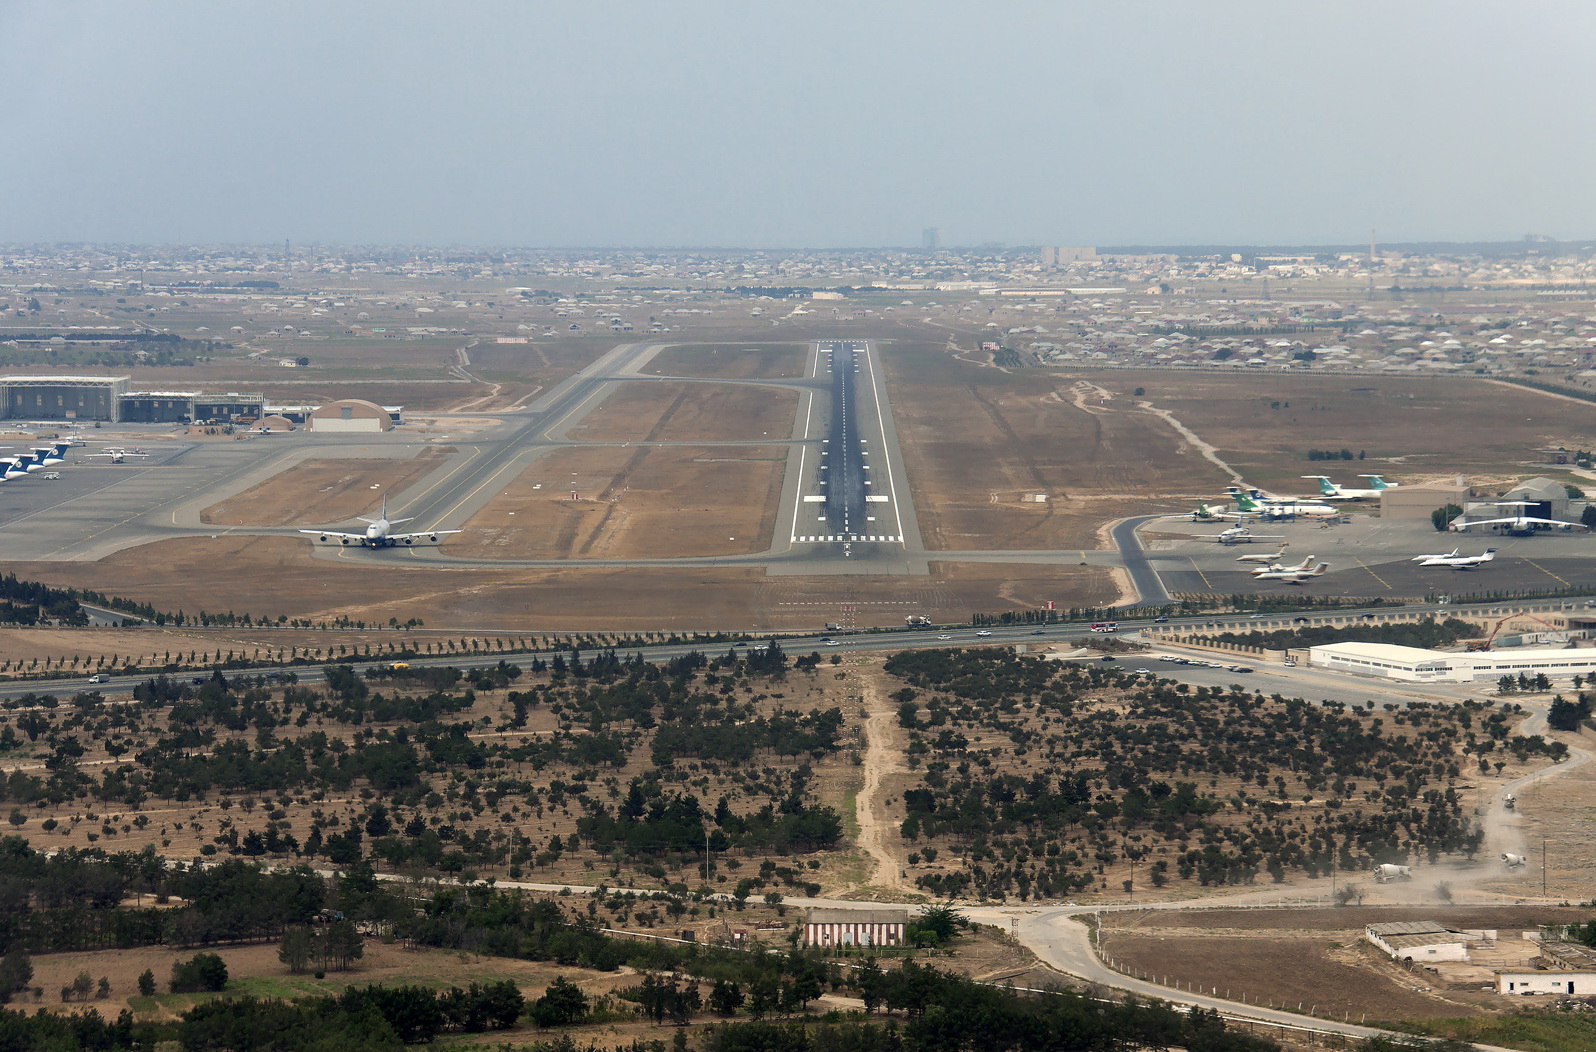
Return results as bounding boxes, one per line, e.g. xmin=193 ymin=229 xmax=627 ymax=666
xmin=1314 ymin=477 xmax=1337 ymax=495
xmin=1361 ymin=474 xmax=1389 ymax=489
xmin=1311 ymin=563 xmax=1329 ymax=576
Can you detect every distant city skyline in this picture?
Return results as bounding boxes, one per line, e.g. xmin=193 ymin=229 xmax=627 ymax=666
xmin=5 ymin=1 xmax=1595 ymax=248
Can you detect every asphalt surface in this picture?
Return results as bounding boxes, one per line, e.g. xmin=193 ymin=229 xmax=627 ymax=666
xmin=823 ymin=342 xmax=867 ymax=538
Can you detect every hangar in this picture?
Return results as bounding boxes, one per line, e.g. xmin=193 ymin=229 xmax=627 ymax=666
xmin=0 ymin=375 xmax=128 ymax=422
xmin=308 ymin=398 xmax=394 ymax=433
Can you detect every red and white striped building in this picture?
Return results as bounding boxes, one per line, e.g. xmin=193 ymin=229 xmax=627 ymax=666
xmin=803 ymin=908 xmax=908 ymax=949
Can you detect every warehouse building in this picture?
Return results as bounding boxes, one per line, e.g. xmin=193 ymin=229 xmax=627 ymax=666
xmin=803 ymin=908 xmax=907 ymax=949
xmin=1379 ymin=480 xmax=1472 ymax=520
xmin=1310 ymin=641 xmax=1596 ymax=683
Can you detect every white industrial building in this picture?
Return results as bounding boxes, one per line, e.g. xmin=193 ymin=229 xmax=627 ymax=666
xmin=1310 ymin=641 xmax=1596 ymax=684
xmin=803 ymin=908 xmax=907 ymax=949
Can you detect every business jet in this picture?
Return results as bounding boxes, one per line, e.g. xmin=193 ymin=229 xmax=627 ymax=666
xmin=1235 ymin=543 xmax=1290 ymax=563
xmin=1252 ymin=562 xmax=1329 ymax=584
xmin=1302 ymin=475 xmax=1398 ymax=501
xmin=1204 ymin=526 xmax=1284 ymax=545
xmin=1451 ymin=501 xmax=1589 ymax=536
xmin=1411 ymin=547 xmax=1460 ymax=562
xmin=1418 ymin=548 xmax=1497 ymax=569
xmin=298 ymin=495 xmax=461 ymax=548
xmin=1249 ymin=554 xmax=1316 ymax=576
xmin=1236 ymin=494 xmax=1338 ymax=519
xmin=85 ymin=448 xmax=151 ymax=464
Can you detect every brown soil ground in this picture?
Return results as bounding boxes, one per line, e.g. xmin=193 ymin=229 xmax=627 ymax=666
xmin=1100 ymin=906 xmax=1596 ymax=1024
xmin=1088 ymin=370 xmax=1596 ymax=494
xmin=201 ymin=452 xmax=448 ymax=527
xmin=881 ymin=345 xmax=1223 ymax=549
xmin=454 ymin=445 xmax=786 ymax=559
xmin=643 ymin=344 xmax=807 ymax=380
xmin=1103 ymin=931 xmax=1479 ymax=1020
xmin=570 ymin=381 xmax=797 ymax=443
xmin=12 ymin=540 xmax=1118 ymax=631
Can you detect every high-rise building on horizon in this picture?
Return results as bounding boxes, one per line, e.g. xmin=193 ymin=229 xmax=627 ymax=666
xmin=921 ymin=227 xmax=939 ymax=251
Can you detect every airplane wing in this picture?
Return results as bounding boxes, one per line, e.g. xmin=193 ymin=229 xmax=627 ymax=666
xmin=299 ymin=530 xmax=368 ymax=544
xmin=385 ymin=530 xmax=462 ymax=546
xmin=1452 ymin=517 xmax=1516 ymax=529
xmin=1517 ymin=516 xmax=1588 ymax=528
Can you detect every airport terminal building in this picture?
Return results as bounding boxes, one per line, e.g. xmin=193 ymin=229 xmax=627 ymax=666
xmin=1310 ymin=641 xmax=1596 ymax=683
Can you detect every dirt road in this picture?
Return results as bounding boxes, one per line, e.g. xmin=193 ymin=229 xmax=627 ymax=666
xmin=856 ymin=676 xmax=908 ymax=890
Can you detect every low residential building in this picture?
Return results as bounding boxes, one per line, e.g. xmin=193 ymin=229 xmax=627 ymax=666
xmin=803 ymin=908 xmax=907 ymax=949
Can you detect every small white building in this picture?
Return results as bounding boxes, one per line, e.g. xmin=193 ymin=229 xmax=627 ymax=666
xmin=1498 ymin=971 xmax=1596 ymax=996
xmin=803 ymin=908 xmax=907 ymax=949
xmin=1365 ymin=922 xmax=1473 ymax=963
xmin=1310 ymin=641 xmax=1596 ymax=684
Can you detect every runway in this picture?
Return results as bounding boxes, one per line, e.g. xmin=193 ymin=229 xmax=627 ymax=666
xmin=12 ymin=337 xmax=1596 ymax=612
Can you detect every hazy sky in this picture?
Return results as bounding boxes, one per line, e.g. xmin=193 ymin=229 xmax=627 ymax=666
xmin=6 ymin=1 xmax=1595 ymax=247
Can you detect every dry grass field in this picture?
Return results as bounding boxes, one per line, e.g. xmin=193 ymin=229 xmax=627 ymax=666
xmin=11 ymin=540 xmax=1118 ymax=631
xmin=569 ymin=381 xmax=797 ymax=443
xmin=643 ymin=344 xmax=807 ymax=380
xmin=22 ymin=939 xmax=624 ymax=1022
xmin=201 ymin=453 xmax=448 ymax=527
xmin=881 ymin=344 xmax=1224 ymax=549
xmin=1089 ymin=370 xmax=1596 ymax=494
xmin=455 ymin=445 xmax=785 ymax=559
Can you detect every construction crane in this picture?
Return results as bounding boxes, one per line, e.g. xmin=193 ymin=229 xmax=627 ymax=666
xmin=1467 ymin=613 xmax=1563 ymax=652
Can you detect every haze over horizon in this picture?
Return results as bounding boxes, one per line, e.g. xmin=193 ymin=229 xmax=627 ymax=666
xmin=6 ymin=1 xmax=1595 ymax=249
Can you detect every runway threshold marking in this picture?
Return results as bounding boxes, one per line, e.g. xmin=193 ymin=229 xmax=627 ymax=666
xmin=1185 ymin=556 xmax=1213 ymax=590
xmin=1522 ymin=557 xmax=1571 ymax=586
xmin=1354 ymin=557 xmax=1393 ymax=591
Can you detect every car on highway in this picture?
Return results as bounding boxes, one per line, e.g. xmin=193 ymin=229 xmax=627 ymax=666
xmin=1100 ymin=655 xmax=1116 ymax=662
xmin=87 ymin=674 xmax=104 ymax=684
xmin=975 ymin=630 xmax=992 ymax=637
xmin=1283 ymin=660 xmax=1297 ymax=667
xmin=1031 ymin=630 xmax=1046 ymax=635
xmin=936 ymin=634 xmax=951 ymax=640
xmin=823 ymin=639 xmax=838 ymax=646
xmin=731 ymin=641 xmax=748 ymax=647
xmin=1132 ymin=668 xmax=1151 ymax=675
xmin=1153 ymin=616 xmax=1169 ymax=623
xmin=1249 ymin=613 xmax=1263 ymax=619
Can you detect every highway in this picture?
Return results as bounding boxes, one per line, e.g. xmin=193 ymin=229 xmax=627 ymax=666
xmin=16 ymin=594 xmax=1591 ymax=705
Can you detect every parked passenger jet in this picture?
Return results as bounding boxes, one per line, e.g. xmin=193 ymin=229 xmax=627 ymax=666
xmin=298 ymin=496 xmax=461 ymax=548
xmin=1236 ymin=494 xmax=1338 ymax=519
xmin=1190 ymin=502 xmax=1240 ymax=522
xmin=1418 ymin=548 xmax=1497 ymax=569
xmin=1451 ymin=501 xmax=1589 ymax=536
xmin=1302 ymin=475 xmax=1398 ymax=500
xmin=85 ymin=448 xmax=150 ymax=464
xmin=0 ymin=452 xmax=38 ymax=480
xmin=1252 ymin=562 xmax=1329 ymax=584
